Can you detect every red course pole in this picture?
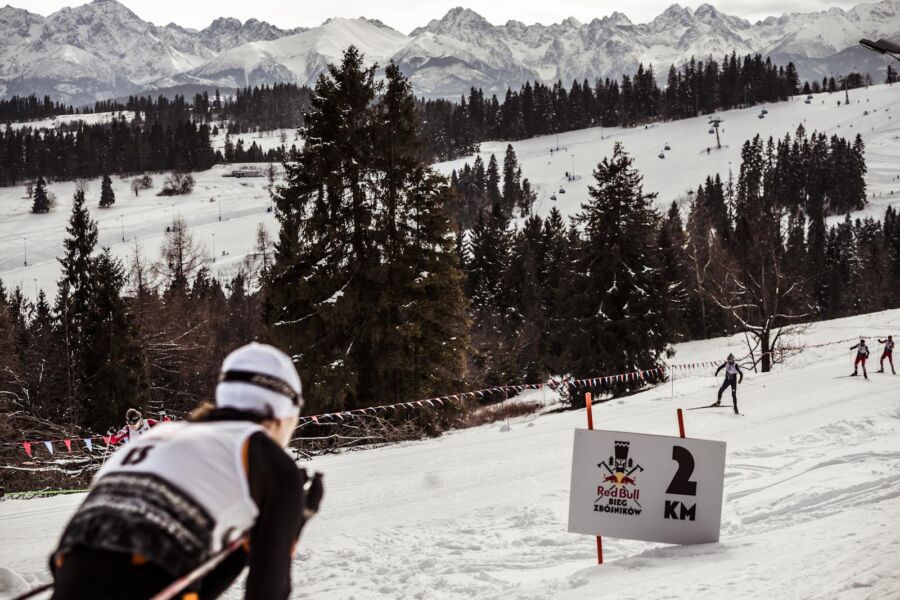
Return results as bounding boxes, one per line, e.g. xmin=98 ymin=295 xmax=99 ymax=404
xmin=585 ymin=392 xmax=603 ymax=564
xmin=677 ymin=408 xmax=686 ymax=438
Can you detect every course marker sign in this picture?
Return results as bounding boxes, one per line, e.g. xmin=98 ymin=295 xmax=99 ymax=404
xmin=568 ymin=428 xmax=726 ymax=545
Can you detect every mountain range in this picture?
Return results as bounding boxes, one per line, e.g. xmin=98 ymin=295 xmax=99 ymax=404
xmin=1 ymin=0 xmax=899 ymax=105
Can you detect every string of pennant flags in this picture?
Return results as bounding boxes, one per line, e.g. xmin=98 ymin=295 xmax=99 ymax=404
xmin=16 ymin=435 xmax=114 ymax=459
xmin=5 ymin=334 xmax=878 ymax=459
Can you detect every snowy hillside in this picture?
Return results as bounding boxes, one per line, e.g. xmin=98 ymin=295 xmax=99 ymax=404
xmin=1 ymin=308 xmax=898 ymax=599
xmin=2 ymin=0 xmax=900 ymax=103
xmin=434 ymin=82 xmax=900 ymax=224
xmin=1 ymin=83 xmax=899 ymax=298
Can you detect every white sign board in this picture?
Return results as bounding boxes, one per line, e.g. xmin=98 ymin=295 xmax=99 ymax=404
xmin=568 ymin=428 xmax=726 ymax=545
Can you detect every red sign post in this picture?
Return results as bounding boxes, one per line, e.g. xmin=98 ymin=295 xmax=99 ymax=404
xmin=584 ymin=392 xmax=602 ymax=564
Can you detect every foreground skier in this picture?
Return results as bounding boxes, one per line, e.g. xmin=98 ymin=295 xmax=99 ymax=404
xmin=714 ymin=354 xmax=743 ymax=414
xmin=49 ymin=343 xmax=321 ymax=600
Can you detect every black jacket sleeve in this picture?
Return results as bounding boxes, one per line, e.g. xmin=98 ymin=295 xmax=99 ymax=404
xmin=196 ymin=432 xmax=306 ymax=600
xmin=245 ymin=431 xmax=306 ymax=600
xmin=715 ymin=362 xmax=725 ymax=376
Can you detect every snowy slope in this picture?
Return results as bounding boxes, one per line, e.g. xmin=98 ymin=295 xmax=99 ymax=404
xmin=435 ymin=82 xmax=900 ymax=224
xmin=0 ymin=164 xmax=279 ymax=299
xmin=1 ymin=309 xmax=898 ymax=599
xmin=1 ymin=83 xmax=899 ymax=299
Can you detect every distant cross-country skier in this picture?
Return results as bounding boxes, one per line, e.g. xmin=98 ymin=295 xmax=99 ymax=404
xmin=877 ymin=335 xmax=895 ymax=374
xmin=714 ymin=353 xmax=744 ymax=414
xmin=850 ymin=339 xmax=870 ymax=379
xmin=108 ymin=408 xmax=159 ymax=445
xmin=49 ymin=343 xmax=323 ymax=600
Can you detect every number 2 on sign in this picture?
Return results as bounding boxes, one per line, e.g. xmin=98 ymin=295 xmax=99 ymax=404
xmin=666 ymin=446 xmax=697 ymax=496
xmin=665 ymin=446 xmax=698 ymax=522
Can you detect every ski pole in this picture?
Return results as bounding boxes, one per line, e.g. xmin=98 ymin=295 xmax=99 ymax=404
xmin=151 ymin=472 xmax=323 ymax=600
xmin=11 ymin=582 xmax=53 ymax=600
xmin=149 ymin=534 xmax=249 ymax=600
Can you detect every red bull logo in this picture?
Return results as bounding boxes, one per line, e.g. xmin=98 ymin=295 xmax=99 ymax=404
xmin=594 ymin=440 xmax=644 ymax=516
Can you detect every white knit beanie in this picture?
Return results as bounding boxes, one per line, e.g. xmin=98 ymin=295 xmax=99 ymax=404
xmin=215 ymin=343 xmax=303 ymax=419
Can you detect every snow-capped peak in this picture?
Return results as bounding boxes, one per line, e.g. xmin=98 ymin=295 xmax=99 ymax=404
xmin=1 ymin=0 xmax=899 ymax=104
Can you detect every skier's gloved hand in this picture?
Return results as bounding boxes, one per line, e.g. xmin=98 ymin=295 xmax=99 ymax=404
xmin=303 ymin=472 xmax=324 ymax=519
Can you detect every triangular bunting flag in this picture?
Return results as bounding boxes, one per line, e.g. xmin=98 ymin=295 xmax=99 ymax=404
xmin=311 ymin=416 xmax=319 ymax=424
xmin=22 ymin=442 xmax=32 ymax=457
xmin=84 ymin=438 xmax=93 ymax=452
xmin=44 ymin=441 xmax=54 ymax=455
xmin=102 ymin=435 xmax=112 ymax=446
xmin=64 ymin=439 xmax=72 ymax=453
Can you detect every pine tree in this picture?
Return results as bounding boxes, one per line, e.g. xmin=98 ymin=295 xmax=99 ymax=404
xmin=465 ymin=204 xmax=513 ymax=383
xmin=54 ymin=187 xmax=99 ymax=425
xmin=24 ymin=290 xmax=69 ymax=422
xmin=79 ymin=249 xmax=146 ymax=430
xmin=658 ymin=201 xmax=690 ymax=340
xmin=224 ymin=134 xmax=235 ymax=162
xmin=99 ymin=174 xmax=115 ymax=208
xmin=486 ymin=154 xmax=502 ymax=209
xmin=784 ymin=62 xmax=800 ymax=96
xmin=56 ymin=187 xmax=98 ymax=335
xmin=540 ymin=208 xmax=576 ymax=374
xmin=504 ymin=216 xmax=545 ymax=380
xmin=569 ymin=143 xmax=669 ymax=392
xmin=31 ymin=175 xmax=50 ymax=213
xmin=519 ymin=177 xmax=536 ymax=216
xmin=502 ymin=144 xmax=521 ymax=216
xmin=395 ymin=169 xmax=471 ymax=397
xmin=265 ymin=48 xmax=469 ymax=412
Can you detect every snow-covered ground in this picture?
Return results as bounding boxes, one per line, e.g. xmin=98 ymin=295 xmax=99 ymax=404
xmin=0 ymin=165 xmax=279 ymax=297
xmin=1 ymin=309 xmax=898 ymax=599
xmin=434 ymin=83 xmax=900 ymax=224
xmin=210 ymin=127 xmax=301 ymax=153
xmin=1 ymin=84 xmax=899 ymax=297
xmin=0 ymin=111 xmax=136 ymax=131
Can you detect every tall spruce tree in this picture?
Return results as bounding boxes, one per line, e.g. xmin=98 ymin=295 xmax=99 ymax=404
xmin=570 ymin=143 xmax=669 ymax=392
xmin=31 ymin=176 xmax=50 ymax=213
xmin=54 ymin=187 xmax=98 ymax=425
xmin=486 ymin=154 xmax=502 ymax=209
xmin=658 ymin=201 xmax=690 ymax=340
xmin=502 ymin=144 xmax=521 ymax=216
xmin=99 ymin=174 xmax=115 ymax=208
xmin=79 ymin=249 xmax=146 ymax=429
xmin=465 ymin=203 xmax=513 ymax=383
xmin=265 ymin=48 xmax=468 ymax=413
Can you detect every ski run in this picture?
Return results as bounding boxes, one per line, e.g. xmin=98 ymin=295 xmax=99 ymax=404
xmin=1 ymin=308 xmax=898 ymax=599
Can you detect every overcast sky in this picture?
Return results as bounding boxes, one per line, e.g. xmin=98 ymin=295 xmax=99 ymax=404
xmin=20 ymin=0 xmax=864 ymax=33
